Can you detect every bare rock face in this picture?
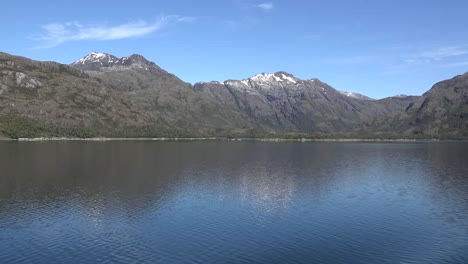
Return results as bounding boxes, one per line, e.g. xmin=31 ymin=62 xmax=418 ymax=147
xmin=0 ymin=70 xmax=42 ymax=90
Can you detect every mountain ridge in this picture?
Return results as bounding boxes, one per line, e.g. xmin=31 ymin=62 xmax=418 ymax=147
xmin=0 ymin=51 xmax=466 ymax=139
xmin=72 ymin=52 xmax=407 ymax=100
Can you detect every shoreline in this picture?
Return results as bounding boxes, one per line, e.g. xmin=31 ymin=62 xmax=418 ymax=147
xmin=0 ymin=137 xmax=463 ymax=142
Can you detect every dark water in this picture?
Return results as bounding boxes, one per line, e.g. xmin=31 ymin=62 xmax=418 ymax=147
xmin=0 ymin=141 xmax=467 ymax=264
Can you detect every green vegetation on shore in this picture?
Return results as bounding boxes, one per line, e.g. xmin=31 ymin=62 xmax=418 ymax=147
xmin=0 ymin=114 xmax=192 ymax=139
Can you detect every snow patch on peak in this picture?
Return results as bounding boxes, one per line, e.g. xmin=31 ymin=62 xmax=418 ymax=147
xmin=71 ymin=52 xmax=158 ymax=71
xmin=89 ymin=51 xmax=106 ymax=58
xmin=250 ymin=73 xmax=280 ymax=82
xmin=249 ymin=72 xmax=297 ymax=83
xmin=73 ymin=51 xmax=116 ymax=65
xmin=280 ymin=73 xmax=296 ymax=83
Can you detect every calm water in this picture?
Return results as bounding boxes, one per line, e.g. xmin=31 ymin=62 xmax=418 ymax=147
xmin=0 ymin=141 xmax=467 ymax=263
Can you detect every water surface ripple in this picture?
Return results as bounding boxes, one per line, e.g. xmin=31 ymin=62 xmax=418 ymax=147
xmin=0 ymin=141 xmax=467 ymax=263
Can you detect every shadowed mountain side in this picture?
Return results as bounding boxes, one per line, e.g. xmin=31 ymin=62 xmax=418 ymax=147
xmin=362 ymin=73 xmax=468 ymax=139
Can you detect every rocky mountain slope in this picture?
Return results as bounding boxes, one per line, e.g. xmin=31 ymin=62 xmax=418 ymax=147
xmin=0 ymin=52 xmax=164 ymax=137
xmin=195 ymin=72 xmax=418 ymax=133
xmin=0 ymin=52 xmax=256 ymax=138
xmin=71 ymin=52 xmax=254 ymax=135
xmin=367 ymin=73 xmax=468 ymax=138
xmin=0 ymin=51 xmax=466 ymax=138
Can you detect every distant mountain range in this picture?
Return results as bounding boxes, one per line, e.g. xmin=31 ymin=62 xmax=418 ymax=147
xmin=0 ymin=51 xmax=466 ymax=139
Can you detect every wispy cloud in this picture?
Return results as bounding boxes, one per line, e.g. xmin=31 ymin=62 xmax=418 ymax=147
xmin=31 ymin=16 xmax=195 ymax=48
xmin=174 ymin=16 xmax=197 ymax=23
xmin=257 ymin=2 xmax=274 ymax=11
xmin=406 ymin=46 xmax=468 ymax=64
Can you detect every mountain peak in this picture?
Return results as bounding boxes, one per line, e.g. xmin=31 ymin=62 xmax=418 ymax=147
xmin=70 ymin=52 xmax=156 ymax=71
xmin=248 ymin=72 xmax=298 ymax=84
xmin=127 ymin=54 xmax=148 ymax=61
xmin=339 ymin=91 xmax=375 ymax=100
xmin=90 ymin=51 xmax=110 ymax=57
xmin=72 ymin=52 xmax=118 ymax=65
xmin=125 ymin=54 xmax=155 ymax=67
xmin=71 ymin=52 xmax=119 ymax=71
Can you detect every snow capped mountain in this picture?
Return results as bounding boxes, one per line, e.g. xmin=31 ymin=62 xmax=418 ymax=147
xmin=72 ymin=52 xmax=118 ymax=66
xmin=69 ymin=52 xmax=413 ymax=133
xmin=339 ymin=91 xmax=375 ymax=100
xmin=70 ymin=52 xmax=156 ymax=72
xmin=193 ymin=71 xmax=404 ymax=132
xmin=73 ymin=52 xmax=113 ymax=63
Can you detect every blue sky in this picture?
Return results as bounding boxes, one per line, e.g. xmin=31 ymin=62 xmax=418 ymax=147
xmin=2 ymin=0 xmax=468 ymax=98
